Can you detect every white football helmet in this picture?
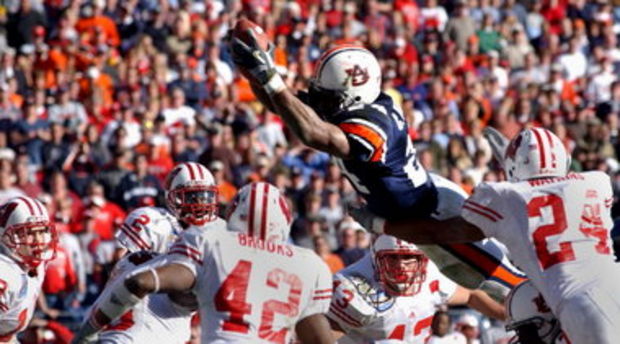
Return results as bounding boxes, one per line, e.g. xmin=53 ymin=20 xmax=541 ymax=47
xmin=309 ymin=45 xmax=382 ymax=116
xmin=371 ymin=235 xmax=428 ymax=297
xmin=226 ymin=182 xmax=292 ymax=242
xmin=504 ymin=128 xmax=570 ymax=182
xmin=505 ymin=280 xmax=562 ymax=344
xmin=116 ymin=207 xmax=182 ymax=254
xmin=0 ymin=196 xmax=57 ymax=270
xmin=165 ymin=162 xmax=218 ymax=226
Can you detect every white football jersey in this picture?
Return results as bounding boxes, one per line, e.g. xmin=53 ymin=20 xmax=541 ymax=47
xmin=328 ymin=254 xmax=457 ymax=344
xmin=168 ymin=227 xmax=333 ymax=344
xmin=0 ymin=254 xmax=45 ymax=343
xmin=95 ymin=252 xmax=193 ymax=344
xmin=461 ymin=171 xmax=616 ymax=312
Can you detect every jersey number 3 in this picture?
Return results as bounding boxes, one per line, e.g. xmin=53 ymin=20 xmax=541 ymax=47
xmin=215 ymin=260 xmax=302 ymax=344
xmin=528 ymin=194 xmax=611 ymax=270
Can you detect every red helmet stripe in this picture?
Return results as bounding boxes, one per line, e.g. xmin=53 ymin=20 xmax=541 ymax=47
xmin=33 ymin=199 xmax=44 ymax=216
xmin=0 ymin=202 xmax=18 ymax=227
xmin=196 ymin=163 xmax=205 ymax=180
xmin=531 ymin=128 xmax=547 ymax=169
xmin=259 ymin=183 xmax=270 ymax=240
xmin=543 ymin=129 xmax=558 ymax=168
xmin=248 ymin=183 xmax=257 ymax=237
xmin=17 ymin=197 xmax=35 ymax=216
xmin=278 ymin=196 xmax=292 ymax=224
xmin=184 ymin=163 xmax=196 ymax=180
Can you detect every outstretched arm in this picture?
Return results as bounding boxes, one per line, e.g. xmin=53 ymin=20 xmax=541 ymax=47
xmin=448 ymin=286 xmax=507 ymax=321
xmin=270 ymin=89 xmax=351 ymax=157
xmin=384 ymin=216 xmax=487 ymax=244
xmin=73 ymin=264 xmax=195 ymax=343
xmin=230 ymin=29 xmax=350 ymax=158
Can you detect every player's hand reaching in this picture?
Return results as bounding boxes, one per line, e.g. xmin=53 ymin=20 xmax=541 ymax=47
xmin=229 ymin=19 xmax=286 ymax=95
xmin=483 ymin=126 xmax=509 ymax=167
xmin=230 ymin=34 xmax=277 ymax=85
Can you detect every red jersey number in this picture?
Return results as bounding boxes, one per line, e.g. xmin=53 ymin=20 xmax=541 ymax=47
xmin=528 ymin=195 xmax=611 ymax=270
xmin=214 ymin=260 xmax=302 ymax=344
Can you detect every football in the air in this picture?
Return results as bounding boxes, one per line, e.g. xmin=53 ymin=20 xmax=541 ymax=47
xmin=233 ymin=18 xmax=270 ymax=51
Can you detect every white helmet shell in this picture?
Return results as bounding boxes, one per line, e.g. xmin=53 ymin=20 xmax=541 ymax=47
xmin=165 ymin=162 xmax=218 ymax=225
xmin=505 ymin=280 xmax=562 ymax=344
xmin=226 ymin=182 xmax=292 ymax=242
xmin=313 ymin=45 xmax=382 ymax=107
xmin=504 ymin=128 xmax=570 ymax=182
xmin=0 ymin=196 xmax=57 ymax=269
xmin=116 ymin=207 xmax=182 ymax=254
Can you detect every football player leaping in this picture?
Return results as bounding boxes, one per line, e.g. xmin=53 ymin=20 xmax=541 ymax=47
xmin=230 ymin=29 xmax=524 ymax=299
xmin=0 ymin=197 xmax=58 ymax=343
xmin=372 ymin=127 xmax=620 ymax=344
xmin=74 ymin=182 xmax=334 ymax=344
xmin=328 ymin=234 xmax=505 ymax=343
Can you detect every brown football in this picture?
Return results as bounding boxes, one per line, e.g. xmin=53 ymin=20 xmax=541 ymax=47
xmin=233 ymin=18 xmax=270 ymax=51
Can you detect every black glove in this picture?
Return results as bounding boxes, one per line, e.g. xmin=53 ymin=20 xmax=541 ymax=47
xmin=230 ymin=30 xmax=277 ymax=86
xmin=349 ymin=204 xmax=386 ymax=235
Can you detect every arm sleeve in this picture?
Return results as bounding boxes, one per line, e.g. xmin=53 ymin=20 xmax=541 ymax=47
xmin=336 ymin=114 xmax=389 ymax=163
xmin=461 ymin=183 xmax=510 ymax=238
xmin=166 ymin=229 xmax=207 ymax=278
xmin=326 ymin=273 xmax=373 ymax=331
xmin=424 ymin=262 xmax=458 ymax=306
xmin=299 ymin=255 xmax=333 ymax=320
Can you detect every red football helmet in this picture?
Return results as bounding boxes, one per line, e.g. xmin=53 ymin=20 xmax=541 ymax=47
xmin=165 ymin=162 xmax=218 ymax=226
xmin=371 ymin=235 xmax=428 ymax=296
xmin=0 ymin=196 xmax=57 ymax=270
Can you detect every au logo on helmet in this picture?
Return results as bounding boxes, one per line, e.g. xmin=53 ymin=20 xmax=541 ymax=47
xmin=343 ymin=65 xmax=370 ymax=87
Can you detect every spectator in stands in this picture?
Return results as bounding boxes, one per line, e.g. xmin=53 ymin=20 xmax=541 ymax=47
xmin=428 ymin=310 xmax=465 ymax=344
xmin=334 ymin=217 xmax=368 ymax=266
xmin=313 ymin=233 xmax=345 ymax=273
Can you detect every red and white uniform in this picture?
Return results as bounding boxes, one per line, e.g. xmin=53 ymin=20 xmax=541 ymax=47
xmin=168 ymin=227 xmax=333 ymax=344
xmin=95 ymin=251 xmax=193 ymax=344
xmin=462 ymin=171 xmax=620 ymax=344
xmin=328 ymin=254 xmax=457 ymax=343
xmin=0 ymin=255 xmax=45 ymax=343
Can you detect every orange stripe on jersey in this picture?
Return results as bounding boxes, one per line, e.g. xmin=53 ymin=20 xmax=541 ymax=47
xmin=339 ymin=122 xmax=385 ymax=162
xmin=444 ymin=243 xmax=526 ymax=288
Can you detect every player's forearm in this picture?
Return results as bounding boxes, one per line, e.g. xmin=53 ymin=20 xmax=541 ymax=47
xmin=384 ymin=217 xmax=486 ymax=244
xmin=467 ymin=289 xmax=507 ymax=321
xmin=295 ymin=314 xmax=336 ymax=344
xmin=270 ymin=90 xmax=349 ymax=157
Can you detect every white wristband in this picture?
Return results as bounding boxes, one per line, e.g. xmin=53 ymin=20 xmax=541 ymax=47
xmin=98 ymin=278 xmax=142 ymax=321
xmin=148 ymin=268 xmax=160 ymax=293
xmin=264 ymin=73 xmax=286 ymax=95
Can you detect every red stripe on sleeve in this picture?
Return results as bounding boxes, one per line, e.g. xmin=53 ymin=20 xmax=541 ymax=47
xmin=462 ymin=204 xmax=498 ymax=222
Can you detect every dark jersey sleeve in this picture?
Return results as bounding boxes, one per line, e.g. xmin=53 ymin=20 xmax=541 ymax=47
xmin=335 ymin=108 xmax=391 ymax=163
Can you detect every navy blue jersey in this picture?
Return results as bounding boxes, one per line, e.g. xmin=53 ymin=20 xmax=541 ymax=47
xmin=330 ymin=93 xmax=438 ymax=220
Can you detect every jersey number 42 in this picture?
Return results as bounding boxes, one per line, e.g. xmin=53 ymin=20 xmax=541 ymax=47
xmin=215 ymin=260 xmax=302 ymax=344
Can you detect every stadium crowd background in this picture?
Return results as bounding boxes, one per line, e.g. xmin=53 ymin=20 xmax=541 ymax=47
xmin=2 ymin=0 xmax=620 ymax=342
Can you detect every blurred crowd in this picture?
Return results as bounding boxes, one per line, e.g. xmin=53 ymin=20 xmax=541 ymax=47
xmin=3 ymin=0 xmax=620 ymax=342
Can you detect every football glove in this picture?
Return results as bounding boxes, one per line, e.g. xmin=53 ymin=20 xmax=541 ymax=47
xmin=230 ymin=31 xmax=284 ymax=94
xmin=349 ymin=204 xmax=385 ymax=235
xmin=483 ymin=126 xmax=509 ymax=168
